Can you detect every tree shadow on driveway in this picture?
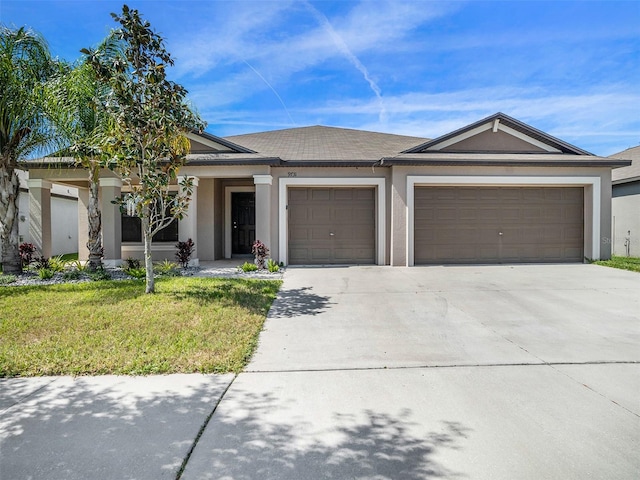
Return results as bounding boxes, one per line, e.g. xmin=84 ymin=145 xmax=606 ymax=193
xmin=182 ymin=388 xmax=472 ymax=479
xmin=267 ymin=287 xmax=333 ymax=318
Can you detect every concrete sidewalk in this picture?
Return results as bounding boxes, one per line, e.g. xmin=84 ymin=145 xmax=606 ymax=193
xmin=2 ymin=264 xmax=639 ymax=479
xmin=0 ymin=374 xmax=235 ymax=479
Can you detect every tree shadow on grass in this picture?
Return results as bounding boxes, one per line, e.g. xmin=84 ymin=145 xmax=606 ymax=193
xmin=167 ymin=278 xmax=281 ymax=315
xmin=267 ymin=287 xmax=333 ymax=318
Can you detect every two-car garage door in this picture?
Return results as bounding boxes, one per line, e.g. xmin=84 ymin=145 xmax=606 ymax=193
xmin=414 ymin=186 xmax=584 ymax=264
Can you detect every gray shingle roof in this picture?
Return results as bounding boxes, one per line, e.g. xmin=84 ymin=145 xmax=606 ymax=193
xmin=609 ymin=146 xmax=640 ymax=183
xmin=225 ymin=125 xmax=429 ymax=161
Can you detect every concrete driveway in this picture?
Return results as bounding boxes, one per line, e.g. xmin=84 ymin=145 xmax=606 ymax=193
xmin=2 ymin=264 xmax=639 ymax=479
xmin=183 ymin=264 xmax=640 ymax=479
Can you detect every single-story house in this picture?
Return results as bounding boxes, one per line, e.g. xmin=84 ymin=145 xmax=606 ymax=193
xmin=0 ymin=170 xmax=78 ymax=260
xmin=609 ymin=146 xmax=640 ymax=257
xmin=25 ymin=112 xmax=630 ymax=266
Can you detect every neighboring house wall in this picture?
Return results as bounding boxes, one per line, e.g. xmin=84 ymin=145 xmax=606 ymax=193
xmin=0 ymin=171 xmax=78 ymax=261
xmin=612 ymin=182 xmax=640 ymax=257
xmin=609 ymin=146 xmax=640 ymax=257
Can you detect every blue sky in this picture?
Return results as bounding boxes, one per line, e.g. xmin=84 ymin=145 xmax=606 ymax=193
xmin=1 ymin=0 xmax=639 ymax=156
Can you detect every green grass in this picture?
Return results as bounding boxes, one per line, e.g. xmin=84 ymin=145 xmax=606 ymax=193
xmin=59 ymin=252 xmax=79 ymax=262
xmin=0 ymin=276 xmax=281 ymax=377
xmin=594 ymin=256 xmax=640 ymax=273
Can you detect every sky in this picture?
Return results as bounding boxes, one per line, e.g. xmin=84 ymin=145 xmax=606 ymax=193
xmin=1 ymin=0 xmax=639 ymax=156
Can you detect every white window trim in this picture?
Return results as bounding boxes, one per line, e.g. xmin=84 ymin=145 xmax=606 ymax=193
xmin=224 ymin=186 xmax=255 ymax=259
xmin=406 ymin=175 xmax=601 ymax=266
xmin=278 ymin=177 xmax=386 ymax=265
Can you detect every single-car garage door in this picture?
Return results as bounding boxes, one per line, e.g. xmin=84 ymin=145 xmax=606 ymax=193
xmin=415 ymin=186 xmax=583 ymax=264
xmin=289 ymin=187 xmax=375 ymax=265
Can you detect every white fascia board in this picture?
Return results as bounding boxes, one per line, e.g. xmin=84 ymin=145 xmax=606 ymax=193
xmin=186 ymin=132 xmax=233 ymax=152
xmin=278 ymin=177 xmax=386 ymax=265
xmin=426 ymin=123 xmax=492 ymax=150
xmin=406 ymin=175 xmax=601 ymax=266
xmin=497 ymin=124 xmax=561 ymax=152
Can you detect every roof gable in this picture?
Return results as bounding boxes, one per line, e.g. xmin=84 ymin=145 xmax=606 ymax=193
xmin=403 ymin=112 xmax=593 ymax=155
xmin=187 ymin=131 xmax=256 ymax=154
xmin=610 ymin=145 xmax=640 ymax=183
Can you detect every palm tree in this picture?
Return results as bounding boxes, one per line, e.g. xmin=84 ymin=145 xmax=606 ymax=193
xmin=0 ymin=26 xmax=57 ymax=274
xmin=45 ymin=38 xmax=122 ymax=271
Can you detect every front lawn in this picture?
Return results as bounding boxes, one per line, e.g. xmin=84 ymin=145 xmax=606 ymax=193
xmin=0 ymin=276 xmax=281 ymax=377
xmin=594 ymin=256 xmax=640 ymax=273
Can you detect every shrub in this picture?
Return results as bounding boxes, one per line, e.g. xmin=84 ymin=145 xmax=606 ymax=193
xmin=239 ymin=261 xmax=258 ymax=273
xmin=125 ymin=257 xmax=141 ymax=270
xmin=63 ymin=269 xmax=81 ymax=280
xmin=252 ymin=240 xmax=269 ymax=270
xmin=175 ymin=238 xmax=195 ymax=268
xmin=48 ymin=255 xmax=67 ymax=273
xmin=267 ymin=258 xmax=280 ymax=273
xmin=124 ymin=267 xmax=146 ymax=279
xmin=154 ymin=260 xmax=181 ymax=277
xmin=32 ymin=256 xmax=50 ymax=270
xmin=38 ymin=268 xmax=54 ymax=280
xmin=0 ymin=274 xmax=17 ymax=285
xmin=69 ymin=260 xmax=88 ymax=272
xmin=19 ymin=243 xmax=37 ymax=267
xmin=89 ymin=268 xmax=111 ymax=281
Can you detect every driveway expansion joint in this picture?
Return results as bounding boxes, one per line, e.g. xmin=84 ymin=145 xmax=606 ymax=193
xmin=175 ymin=373 xmax=238 ymax=480
xmin=244 ymin=360 xmax=639 ymax=375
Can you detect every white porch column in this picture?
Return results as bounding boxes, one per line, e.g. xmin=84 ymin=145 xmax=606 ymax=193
xmin=253 ymin=174 xmax=273 ymax=257
xmin=177 ymin=176 xmax=199 ymax=266
xmin=99 ymin=178 xmax=122 ymax=267
xmin=27 ymin=179 xmax=52 ymax=259
xmin=77 ymin=187 xmax=90 ymax=262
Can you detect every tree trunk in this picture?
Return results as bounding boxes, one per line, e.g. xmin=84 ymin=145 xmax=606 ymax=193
xmin=142 ymin=213 xmax=155 ymax=294
xmin=0 ymin=163 xmax=22 ymax=274
xmin=86 ymin=165 xmax=103 ymax=271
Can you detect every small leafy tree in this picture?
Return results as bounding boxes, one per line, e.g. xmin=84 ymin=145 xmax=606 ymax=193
xmin=85 ymin=5 xmax=204 ymax=293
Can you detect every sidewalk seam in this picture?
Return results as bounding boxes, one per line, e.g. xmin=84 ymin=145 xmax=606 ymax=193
xmin=175 ymin=373 xmax=238 ymax=480
xmin=0 ymin=378 xmax=59 ymax=416
xmin=244 ymin=360 xmax=640 ymax=374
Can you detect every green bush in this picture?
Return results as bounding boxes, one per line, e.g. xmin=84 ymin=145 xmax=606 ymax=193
xmin=0 ymin=274 xmax=17 ymax=285
xmin=63 ymin=269 xmax=82 ymax=280
xmin=48 ymin=255 xmax=67 ymax=273
xmin=154 ymin=260 xmax=181 ymax=277
xmin=69 ymin=260 xmax=87 ymax=272
xmin=267 ymin=258 xmax=280 ymax=272
xmin=38 ymin=268 xmax=54 ymax=280
xmin=240 ymin=261 xmax=258 ymax=272
xmin=124 ymin=267 xmax=146 ymax=279
xmin=89 ymin=268 xmax=111 ymax=281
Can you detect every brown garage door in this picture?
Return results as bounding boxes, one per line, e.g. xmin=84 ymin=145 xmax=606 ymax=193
xmin=289 ymin=187 xmax=375 ymax=265
xmin=415 ymin=186 xmax=583 ymax=264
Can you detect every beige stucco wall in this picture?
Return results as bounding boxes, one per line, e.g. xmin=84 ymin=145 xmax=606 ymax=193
xmin=23 ymin=162 xmax=616 ymax=266
xmin=612 ymin=193 xmax=640 ymax=257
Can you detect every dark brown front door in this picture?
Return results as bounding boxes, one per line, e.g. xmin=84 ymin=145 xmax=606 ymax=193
xmin=232 ymin=192 xmax=255 ymax=254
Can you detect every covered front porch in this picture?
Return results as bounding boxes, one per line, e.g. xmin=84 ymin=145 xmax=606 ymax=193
xmin=25 ymin=165 xmax=275 ymax=267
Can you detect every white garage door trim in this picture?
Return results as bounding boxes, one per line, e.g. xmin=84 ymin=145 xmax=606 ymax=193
xmin=406 ymin=175 xmax=601 ymax=266
xmin=279 ymin=177 xmax=385 ymax=266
